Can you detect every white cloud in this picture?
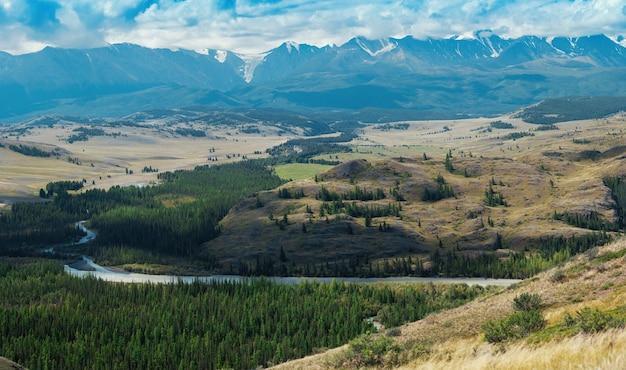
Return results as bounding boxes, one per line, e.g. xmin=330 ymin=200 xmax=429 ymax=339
xmin=0 ymin=0 xmax=624 ymax=54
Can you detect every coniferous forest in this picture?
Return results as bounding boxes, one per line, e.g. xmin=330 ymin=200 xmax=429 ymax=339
xmin=0 ymin=161 xmax=285 ymax=258
xmin=0 ymin=259 xmax=486 ymax=370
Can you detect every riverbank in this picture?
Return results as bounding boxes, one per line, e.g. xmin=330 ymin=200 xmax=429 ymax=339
xmin=61 ymin=222 xmax=522 ymax=286
xmin=65 ymin=256 xmax=522 ymax=286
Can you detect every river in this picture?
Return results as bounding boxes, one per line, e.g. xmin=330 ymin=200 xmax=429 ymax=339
xmin=63 ymin=222 xmax=522 ymax=286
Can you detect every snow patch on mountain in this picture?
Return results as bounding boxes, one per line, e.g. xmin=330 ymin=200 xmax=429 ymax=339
xmin=455 ymin=31 xmax=477 ymax=40
xmin=609 ymin=35 xmax=626 ymax=49
xmin=476 ymin=31 xmax=499 ymax=57
xmin=546 ymin=37 xmax=567 ymax=55
xmin=285 ymin=41 xmax=300 ymax=53
xmin=236 ymin=52 xmax=268 ymax=83
xmin=215 ymin=50 xmax=227 ymax=63
xmin=355 ymin=38 xmax=397 ymax=57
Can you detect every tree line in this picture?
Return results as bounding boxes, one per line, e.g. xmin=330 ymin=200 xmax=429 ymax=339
xmin=239 ymin=231 xmax=612 ymax=279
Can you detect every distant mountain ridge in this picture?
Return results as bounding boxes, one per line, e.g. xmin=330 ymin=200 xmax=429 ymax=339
xmin=1 ymin=33 xmax=626 ymax=122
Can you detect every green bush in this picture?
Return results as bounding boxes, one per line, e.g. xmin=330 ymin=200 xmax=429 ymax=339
xmin=483 ymin=293 xmax=545 ymax=343
xmin=347 ymin=334 xmax=400 ymax=367
xmin=482 ymin=318 xmax=510 ymax=343
xmin=512 ymin=292 xmax=543 ymax=312
xmin=482 ymin=310 xmax=546 ymax=343
xmin=562 ymin=307 xmax=625 ymax=333
xmin=507 ymin=310 xmax=546 ymax=336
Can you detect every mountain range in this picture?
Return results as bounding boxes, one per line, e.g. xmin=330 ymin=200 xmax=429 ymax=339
xmin=1 ymin=32 xmax=626 ymax=122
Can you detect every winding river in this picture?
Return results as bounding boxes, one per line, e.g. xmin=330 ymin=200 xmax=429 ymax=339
xmin=63 ymin=222 xmax=522 ymax=287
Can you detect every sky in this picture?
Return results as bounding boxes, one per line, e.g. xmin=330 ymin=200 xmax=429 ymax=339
xmin=0 ymin=0 xmax=625 ymax=55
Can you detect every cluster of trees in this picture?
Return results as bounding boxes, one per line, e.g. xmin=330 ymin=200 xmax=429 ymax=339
xmin=485 ymin=183 xmax=508 ymax=207
xmin=604 ymin=176 xmax=625 ymax=230
xmin=422 ymin=174 xmax=455 ymax=201
xmin=317 ymin=200 xmax=401 ymax=220
xmin=343 ymin=186 xmax=387 ymax=201
xmin=316 ymin=185 xmax=386 ymax=202
xmin=141 ymin=165 xmax=159 ymax=173
xmin=175 ymin=128 xmax=206 ymax=137
xmin=373 ymin=123 xmax=410 ymax=131
xmin=445 ymin=151 xmax=454 ymax=172
xmin=515 ymin=96 xmax=626 ymax=124
xmin=67 ymin=127 xmax=106 ymax=143
xmin=278 ymin=187 xmax=305 ymax=199
xmin=240 ymin=126 xmax=261 ymax=134
xmin=343 ymin=202 xmax=401 ymax=219
xmin=534 ymin=124 xmax=559 ymax=131
xmin=0 ymin=199 xmax=85 ymax=254
xmin=8 ymin=144 xmax=53 ymax=157
xmin=553 ymin=211 xmax=618 ymax=232
xmin=482 ymin=293 xmax=545 ymax=343
xmin=0 ymin=260 xmax=485 ymax=370
xmin=500 ymin=131 xmax=534 ymax=141
xmin=41 ymin=180 xmax=84 ymax=198
xmin=435 ymin=231 xmax=612 ymax=278
xmin=489 ymin=120 xmax=515 ymax=129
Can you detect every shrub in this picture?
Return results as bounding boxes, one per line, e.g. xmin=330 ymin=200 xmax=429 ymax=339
xmin=347 ymin=334 xmax=400 ymax=367
xmin=507 ymin=310 xmax=546 ymax=336
xmin=482 ymin=310 xmax=546 ymax=343
xmin=562 ymin=307 xmax=625 ymax=333
xmin=482 ymin=318 xmax=510 ymax=343
xmin=482 ymin=293 xmax=545 ymax=343
xmin=512 ymin=292 xmax=542 ymax=312
xmin=550 ymin=269 xmax=565 ymax=283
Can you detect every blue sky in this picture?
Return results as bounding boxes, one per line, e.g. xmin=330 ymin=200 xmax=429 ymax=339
xmin=1 ymin=0 xmax=625 ymax=54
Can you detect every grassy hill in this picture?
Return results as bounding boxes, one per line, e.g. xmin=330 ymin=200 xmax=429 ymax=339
xmin=202 ymin=114 xmax=626 ymax=276
xmin=271 ymin=236 xmax=626 ymax=369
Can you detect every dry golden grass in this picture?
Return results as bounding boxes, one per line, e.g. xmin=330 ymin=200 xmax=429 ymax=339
xmin=0 ymin=121 xmax=288 ymax=200
xmin=398 ymin=329 xmax=626 ymax=370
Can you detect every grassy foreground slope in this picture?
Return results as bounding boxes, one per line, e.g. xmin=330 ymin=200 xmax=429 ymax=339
xmin=0 ymin=357 xmax=26 ymax=370
xmin=272 ymin=236 xmax=626 ymax=369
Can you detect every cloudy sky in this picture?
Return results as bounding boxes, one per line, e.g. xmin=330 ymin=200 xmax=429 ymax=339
xmin=1 ymin=0 xmax=625 ymax=55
